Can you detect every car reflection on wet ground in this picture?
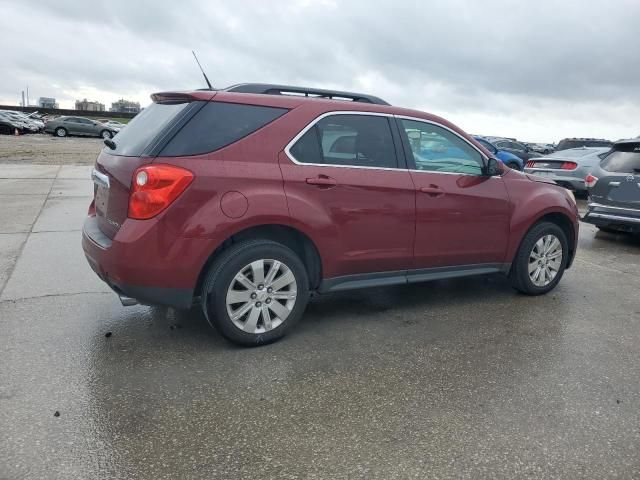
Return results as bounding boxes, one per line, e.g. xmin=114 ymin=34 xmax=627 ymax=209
xmin=1 ymin=165 xmax=639 ymax=479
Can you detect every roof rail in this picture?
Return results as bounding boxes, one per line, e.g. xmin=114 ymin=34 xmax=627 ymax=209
xmin=223 ymin=83 xmax=390 ymax=105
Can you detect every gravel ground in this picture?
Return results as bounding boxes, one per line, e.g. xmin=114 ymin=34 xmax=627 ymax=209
xmin=0 ymin=134 xmax=103 ymax=165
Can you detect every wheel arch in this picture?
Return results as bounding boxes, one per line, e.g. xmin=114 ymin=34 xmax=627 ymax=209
xmin=194 ymin=224 xmax=323 ymax=298
xmin=513 ymin=210 xmax=577 ymax=271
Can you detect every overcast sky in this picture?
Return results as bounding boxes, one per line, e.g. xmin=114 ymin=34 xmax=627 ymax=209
xmin=1 ymin=0 xmax=638 ymax=142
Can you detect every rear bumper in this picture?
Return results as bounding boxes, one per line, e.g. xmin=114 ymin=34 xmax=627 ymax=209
xmin=524 ymin=169 xmax=586 ymax=191
xmin=582 ymin=202 xmax=640 ymax=232
xmin=82 ymin=215 xmax=202 ymax=309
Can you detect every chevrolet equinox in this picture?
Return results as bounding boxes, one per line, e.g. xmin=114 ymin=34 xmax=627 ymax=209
xmin=82 ymin=84 xmax=579 ymax=346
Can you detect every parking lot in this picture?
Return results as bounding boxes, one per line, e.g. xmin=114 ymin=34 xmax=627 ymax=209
xmin=1 ymin=149 xmax=640 ymax=478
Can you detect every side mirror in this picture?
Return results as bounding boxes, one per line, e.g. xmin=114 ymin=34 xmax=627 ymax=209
xmin=483 ymin=157 xmax=502 ymax=176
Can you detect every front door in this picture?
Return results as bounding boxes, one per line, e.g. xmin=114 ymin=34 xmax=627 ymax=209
xmin=280 ymin=113 xmax=415 ymax=279
xmin=396 ymin=117 xmax=511 ymax=269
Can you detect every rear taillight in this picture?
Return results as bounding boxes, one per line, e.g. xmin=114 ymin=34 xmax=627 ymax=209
xmin=526 ymin=161 xmax=535 ymax=168
xmin=585 ymin=174 xmax=598 ymax=188
xmin=560 ymin=162 xmax=578 ymax=170
xmin=128 ymin=164 xmax=194 ymax=219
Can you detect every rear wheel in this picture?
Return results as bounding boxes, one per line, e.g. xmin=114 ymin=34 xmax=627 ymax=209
xmin=201 ymin=239 xmax=309 ymax=346
xmin=55 ymin=127 xmax=67 ymax=137
xmin=506 ymin=162 xmax=521 ymax=171
xmin=509 ymin=221 xmax=568 ymax=295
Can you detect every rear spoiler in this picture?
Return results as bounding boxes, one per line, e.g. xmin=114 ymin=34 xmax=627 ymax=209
xmin=150 ymin=91 xmax=216 ymax=104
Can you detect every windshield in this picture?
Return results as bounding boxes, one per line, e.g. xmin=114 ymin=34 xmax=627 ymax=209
xmin=106 ymin=101 xmax=191 ymax=156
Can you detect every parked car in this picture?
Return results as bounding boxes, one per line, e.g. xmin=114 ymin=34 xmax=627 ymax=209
xmin=474 ymin=136 xmax=524 ymax=170
xmin=524 ymin=147 xmax=611 ymax=193
xmin=44 ymin=116 xmax=117 ymax=139
xmin=556 ymin=138 xmax=612 ymax=151
xmin=103 ymin=120 xmax=126 ymax=131
xmin=527 ymin=143 xmax=555 ymax=155
xmin=0 ymin=112 xmax=33 ymax=134
xmin=82 ymin=83 xmax=579 ymax=346
xmin=0 ymin=111 xmax=40 ymax=133
xmin=582 ymin=139 xmax=640 ymax=234
xmin=492 ymin=138 xmax=537 ymax=162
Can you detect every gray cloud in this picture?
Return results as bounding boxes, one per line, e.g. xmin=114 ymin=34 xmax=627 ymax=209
xmin=1 ymin=0 xmax=638 ymax=141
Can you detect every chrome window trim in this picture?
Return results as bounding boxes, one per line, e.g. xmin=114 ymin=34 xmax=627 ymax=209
xmin=283 ymin=111 xmax=399 ymax=171
xmin=283 ymin=110 xmax=491 ymax=177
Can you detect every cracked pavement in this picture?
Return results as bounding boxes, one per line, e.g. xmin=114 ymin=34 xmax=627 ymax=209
xmin=1 ymin=164 xmax=639 ymax=479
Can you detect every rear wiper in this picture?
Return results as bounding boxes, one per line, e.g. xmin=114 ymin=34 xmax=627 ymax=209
xmin=104 ymin=139 xmax=116 ymax=150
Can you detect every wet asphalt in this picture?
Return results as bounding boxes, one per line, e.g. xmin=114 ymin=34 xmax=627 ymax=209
xmin=1 ymin=165 xmax=639 ymax=479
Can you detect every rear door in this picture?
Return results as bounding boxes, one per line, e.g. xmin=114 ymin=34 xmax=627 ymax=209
xmin=279 ymin=112 xmax=415 ymax=278
xmin=591 ymin=143 xmax=640 ymax=209
xmin=63 ymin=117 xmax=82 ymax=135
xmin=396 ymin=117 xmax=511 ymax=268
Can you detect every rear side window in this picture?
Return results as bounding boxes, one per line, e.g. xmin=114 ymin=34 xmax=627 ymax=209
xmin=108 ymin=102 xmax=190 ymax=156
xmin=289 ymin=114 xmax=398 ymax=168
xmin=160 ymin=102 xmax=288 ymax=156
xmin=600 ymin=145 xmax=640 ymax=173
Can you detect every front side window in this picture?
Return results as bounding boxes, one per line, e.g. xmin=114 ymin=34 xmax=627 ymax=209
xmin=400 ymin=119 xmax=484 ymax=175
xmin=289 ymin=114 xmax=398 ymax=169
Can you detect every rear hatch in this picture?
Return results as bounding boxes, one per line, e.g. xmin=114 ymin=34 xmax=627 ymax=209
xmin=590 ymin=141 xmax=640 ymax=210
xmin=92 ymin=93 xmax=211 ymax=238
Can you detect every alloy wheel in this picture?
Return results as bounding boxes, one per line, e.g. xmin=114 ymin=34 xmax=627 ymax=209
xmin=528 ymin=234 xmax=563 ymax=287
xmin=225 ymin=259 xmax=297 ymax=334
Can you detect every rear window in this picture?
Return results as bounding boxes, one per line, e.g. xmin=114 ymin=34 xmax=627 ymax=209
xmin=557 ymin=139 xmax=612 ymax=150
xmin=160 ymin=102 xmax=288 ymax=156
xmin=548 ymin=148 xmax=598 ymax=158
xmin=108 ymin=102 xmax=190 ymax=156
xmin=600 ymin=144 xmax=640 ymax=173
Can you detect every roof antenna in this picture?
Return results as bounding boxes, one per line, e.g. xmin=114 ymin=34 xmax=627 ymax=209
xmin=192 ymin=50 xmax=213 ymax=90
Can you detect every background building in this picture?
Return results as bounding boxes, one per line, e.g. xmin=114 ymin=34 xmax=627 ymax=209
xmin=110 ymin=99 xmax=141 ymax=114
xmin=75 ymin=99 xmax=105 ymax=111
xmin=38 ymin=97 xmax=58 ymax=108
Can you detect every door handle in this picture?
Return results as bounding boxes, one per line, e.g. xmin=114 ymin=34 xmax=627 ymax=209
xmin=419 ymin=185 xmax=444 ymax=197
xmin=306 ymin=175 xmax=337 ymax=188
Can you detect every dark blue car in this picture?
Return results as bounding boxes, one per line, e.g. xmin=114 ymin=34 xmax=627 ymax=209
xmin=474 ymin=136 xmax=524 ymax=171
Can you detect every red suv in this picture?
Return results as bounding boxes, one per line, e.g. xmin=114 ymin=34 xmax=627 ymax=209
xmin=83 ymin=84 xmax=579 ymax=346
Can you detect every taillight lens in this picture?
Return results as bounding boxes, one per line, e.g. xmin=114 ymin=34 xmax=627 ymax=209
xmin=585 ymin=174 xmax=598 ymax=188
xmin=526 ymin=161 xmax=535 ymax=168
xmin=128 ymin=164 xmax=194 ymax=219
xmin=560 ymin=162 xmax=578 ymax=170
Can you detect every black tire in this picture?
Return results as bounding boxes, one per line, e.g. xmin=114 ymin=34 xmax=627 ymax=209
xmin=0 ymin=124 xmax=12 ymax=135
xmin=506 ymin=162 xmax=521 ymax=171
xmin=509 ymin=221 xmax=569 ymax=295
xmin=100 ymin=129 xmax=112 ymax=139
xmin=55 ymin=127 xmax=67 ymax=137
xmin=201 ymin=239 xmax=310 ymax=346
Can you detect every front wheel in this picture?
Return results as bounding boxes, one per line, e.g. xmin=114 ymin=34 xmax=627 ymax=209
xmin=55 ymin=127 xmax=67 ymax=137
xmin=100 ymin=130 xmax=113 ymax=139
xmin=506 ymin=162 xmax=521 ymax=171
xmin=202 ymin=239 xmax=309 ymax=346
xmin=509 ymin=221 xmax=568 ymax=295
